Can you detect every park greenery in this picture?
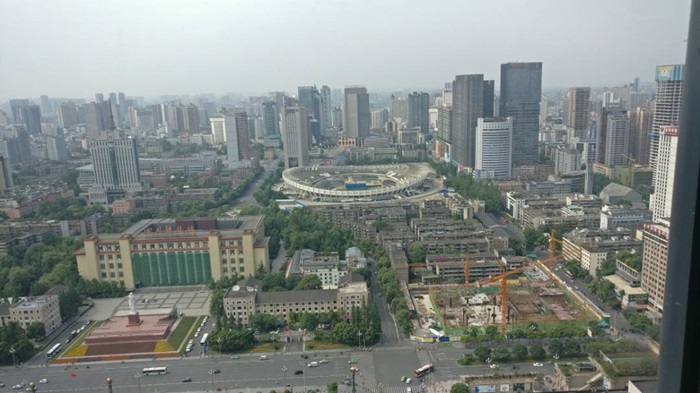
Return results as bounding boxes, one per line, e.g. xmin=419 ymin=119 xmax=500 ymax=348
xmin=443 ymin=172 xmax=505 ymax=214
xmin=0 ymin=322 xmax=36 ymax=366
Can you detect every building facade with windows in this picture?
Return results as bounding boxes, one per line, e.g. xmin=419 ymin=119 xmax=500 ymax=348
xmin=9 ymin=295 xmax=61 ymax=337
xmin=223 ymin=275 xmax=368 ymax=325
xmin=76 ymin=216 xmax=269 ymax=289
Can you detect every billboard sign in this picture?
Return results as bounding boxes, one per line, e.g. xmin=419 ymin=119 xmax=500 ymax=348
xmin=474 ymin=386 xmax=496 ymax=393
xmin=655 ymin=64 xmax=685 ymax=81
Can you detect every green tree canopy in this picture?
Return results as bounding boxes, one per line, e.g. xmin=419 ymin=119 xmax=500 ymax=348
xmin=529 ymin=344 xmax=546 ymax=360
xmin=407 ymin=242 xmax=426 ymax=263
xmin=512 ymin=343 xmax=528 ymax=360
xmin=249 ymin=313 xmax=279 ymax=333
xmin=295 ymin=275 xmax=323 ymax=291
xmin=450 ymin=383 xmax=470 ymax=393
xmin=473 ymin=346 xmax=492 ymax=362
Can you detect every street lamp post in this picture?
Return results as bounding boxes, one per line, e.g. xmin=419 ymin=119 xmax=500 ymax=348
xmin=357 ymin=331 xmax=362 ymax=349
xmin=9 ymin=347 xmax=16 ymax=368
xmin=282 ymin=365 xmax=288 ymax=388
xmin=135 ymin=373 xmax=143 ymax=393
xmin=350 ymin=366 xmax=358 ymax=393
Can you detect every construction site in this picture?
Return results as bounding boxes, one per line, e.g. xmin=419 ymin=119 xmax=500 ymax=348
xmin=409 ymin=236 xmax=602 ymax=336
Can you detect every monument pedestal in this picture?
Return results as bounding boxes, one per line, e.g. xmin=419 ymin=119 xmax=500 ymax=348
xmin=127 ymin=312 xmax=142 ymax=326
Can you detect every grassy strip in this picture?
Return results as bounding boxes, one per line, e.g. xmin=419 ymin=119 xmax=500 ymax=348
xmin=56 ymin=321 xmax=102 ymax=359
xmin=305 ymin=341 xmax=350 ymax=350
xmin=167 ymin=316 xmax=202 ymax=354
xmin=249 ymin=342 xmax=283 ymax=353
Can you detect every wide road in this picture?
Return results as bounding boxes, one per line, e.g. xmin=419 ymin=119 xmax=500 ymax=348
xmin=367 ymin=260 xmax=402 ymax=347
xmin=475 ymin=212 xmax=524 ymax=243
xmin=2 ymin=347 xmax=555 ymax=393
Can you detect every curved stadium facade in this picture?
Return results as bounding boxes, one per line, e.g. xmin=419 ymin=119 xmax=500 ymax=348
xmin=282 ymin=163 xmax=433 ymax=201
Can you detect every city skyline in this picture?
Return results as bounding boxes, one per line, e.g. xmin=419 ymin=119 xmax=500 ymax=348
xmin=0 ymin=0 xmax=689 ymax=98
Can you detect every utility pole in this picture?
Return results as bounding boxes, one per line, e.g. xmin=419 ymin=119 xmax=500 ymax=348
xmin=350 ymin=366 xmax=358 ymax=393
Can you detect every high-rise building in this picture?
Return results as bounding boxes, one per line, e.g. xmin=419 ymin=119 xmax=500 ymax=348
xmin=628 ymin=107 xmax=652 ymax=165
xmin=13 ymin=104 xmax=42 ymax=134
xmin=95 ymin=93 xmax=104 ymax=103
xmin=603 ymin=109 xmax=630 ymax=167
xmin=298 ymin=86 xmax=321 ymax=122
xmin=539 ymin=97 xmax=548 ymax=126
xmin=262 ymin=101 xmax=281 ymax=138
xmin=649 ymin=126 xmax=679 ymax=222
xmin=482 ymin=80 xmax=495 ymax=118
xmin=46 ymin=128 xmax=68 ymax=161
xmin=650 ymin=65 xmax=684 ymax=177
xmin=407 ymin=92 xmax=430 ymax=133
xmin=332 ymin=106 xmax=343 ymax=129
xmin=169 ymin=104 xmax=200 ymax=134
xmin=320 ymin=85 xmax=332 ymax=134
xmin=0 ymin=126 xmax=32 ymax=164
xmin=0 ymin=156 xmax=13 ymax=194
xmin=554 ymin=148 xmax=582 ymax=174
xmin=442 ymin=83 xmax=453 ymax=107
xmin=135 ymin=109 xmax=155 ymax=133
xmin=436 ymin=106 xmax=453 ymax=144
xmin=475 ymin=117 xmax=512 ymax=179
xmin=343 ymin=87 xmax=370 ymax=139
xmin=641 ymin=219 xmax=670 ymax=312
xmin=210 ymin=115 xmax=226 ymax=144
xmin=282 ymin=106 xmax=309 ymax=168
xmin=84 ymin=101 xmax=115 ymax=138
xmin=451 ymin=74 xmax=484 ymax=169
xmin=371 ymin=108 xmax=389 ymax=131
xmin=89 ymin=131 xmax=141 ymax=203
xmin=500 ymin=62 xmax=543 ymax=167
xmin=226 ymin=111 xmax=251 ymax=169
xmin=40 ymin=95 xmax=52 ymax=115
xmin=567 ymin=87 xmax=591 ymax=141
xmin=58 ymin=103 xmax=79 ymax=129
xmin=390 ymin=95 xmax=408 ymax=121
xmin=596 ymin=105 xmax=625 ymax=164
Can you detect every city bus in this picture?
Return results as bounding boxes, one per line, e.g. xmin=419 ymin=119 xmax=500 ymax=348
xmin=200 ymin=332 xmax=209 ymax=347
xmin=414 ymin=364 xmax=434 ymax=378
xmin=565 ymin=270 xmax=575 ymax=280
xmin=142 ymin=367 xmax=168 ymax=376
xmin=46 ymin=343 xmax=62 ymax=358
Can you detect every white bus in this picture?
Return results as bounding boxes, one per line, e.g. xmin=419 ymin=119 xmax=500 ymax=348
xmin=46 ymin=343 xmax=62 ymax=358
xmin=142 ymin=367 xmax=168 ymax=376
xmin=200 ymin=332 xmax=209 ymax=347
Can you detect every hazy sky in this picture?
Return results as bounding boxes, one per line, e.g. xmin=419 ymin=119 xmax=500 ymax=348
xmin=0 ymin=0 xmax=691 ymax=99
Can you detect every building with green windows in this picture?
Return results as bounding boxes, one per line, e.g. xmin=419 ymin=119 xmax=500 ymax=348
xmin=76 ymin=216 xmax=269 ymax=289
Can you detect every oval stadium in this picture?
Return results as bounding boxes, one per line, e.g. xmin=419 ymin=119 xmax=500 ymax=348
xmin=281 ymin=163 xmax=435 ymax=202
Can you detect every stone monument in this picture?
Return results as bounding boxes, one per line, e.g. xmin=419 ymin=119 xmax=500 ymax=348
xmin=126 ymin=292 xmax=141 ymax=326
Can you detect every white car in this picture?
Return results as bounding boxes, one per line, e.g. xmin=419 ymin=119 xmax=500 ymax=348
xmin=489 ymin=364 xmax=499 ymax=369
xmin=12 ymin=385 xmax=22 ymax=390
xmin=405 ymin=378 xmax=412 ymax=384
xmin=533 ymin=362 xmax=544 ymax=367
xmin=38 ymin=379 xmax=48 ymax=384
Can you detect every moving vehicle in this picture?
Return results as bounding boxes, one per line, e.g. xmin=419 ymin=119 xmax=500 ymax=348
xmin=38 ymin=379 xmax=48 ymax=384
xmin=259 ymin=355 xmax=268 ymax=360
xmin=182 ymin=377 xmax=192 ymax=383
xmin=210 ymin=369 xmax=221 ymax=374
xmin=407 ymin=388 xmax=412 ymax=393
xmin=533 ymin=362 xmax=544 ymax=367
xmin=200 ymin=333 xmax=209 ymax=347
xmin=319 ymin=359 xmax=328 ymax=364
xmin=12 ymin=384 xmax=22 ymax=390
xmin=406 ymin=378 xmax=412 ymax=384
xmin=414 ymin=364 xmax=434 ymax=378
xmin=294 ymin=370 xmax=303 ymax=375
xmin=565 ymin=270 xmax=574 ymax=280
xmin=308 ymin=362 xmax=319 ymax=367
xmin=142 ymin=367 xmax=168 ymax=376
xmin=489 ymin=364 xmax=499 ymax=369
xmin=46 ymin=343 xmax=62 ymax=358
xmin=348 ymin=359 xmax=357 ymax=364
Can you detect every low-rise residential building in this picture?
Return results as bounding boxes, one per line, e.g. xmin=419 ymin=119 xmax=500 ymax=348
xmin=223 ymin=274 xmax=368 ymax=324
xmin=76 ymin=216 xmax=269 ymax=289
xmin=418 ymin=253 xmax=529 ymax=284
xmin=287 ymin=249 xmax=346 ymax=288
xmin=562 ymin=227 xmax=643 ymax=277
xmin=603 ymin=274 xmax=648 ymax=309
xmin=345 ymin=247 xmax=367 ymax=269
xmin=600 ymin=206 xmax=651 ymax=230
xmin=9 ymin=295 xmax=61 ymax=337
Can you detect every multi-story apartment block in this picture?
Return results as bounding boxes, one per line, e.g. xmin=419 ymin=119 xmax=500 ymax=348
xmin=76 ymin=216 xmax=269 ymax=289
xmin=223 ymin=275 xmax=368 ymax=325
xmin=640 ymin=219 xmax=670 ymax=313
xmin=562 ymin=227 xmax=642 ymax=277
xmin=10 ymin=295 xmax=61 ymax=337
